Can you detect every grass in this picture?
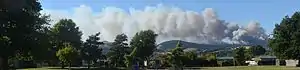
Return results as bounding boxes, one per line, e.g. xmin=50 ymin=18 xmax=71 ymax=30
xmin=200 ymin=66 xmax=300 ymax=70
xmin=17 ymin=67 xmax=123 ymax=70
xmin=18 ymin=66 xmax=300 ymax=70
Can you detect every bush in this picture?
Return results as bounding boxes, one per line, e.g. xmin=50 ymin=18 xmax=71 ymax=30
xmin=183 ymin=58 xmax=203 ymax=67
xmin=280 ymin=60 xmax=286 ymax=66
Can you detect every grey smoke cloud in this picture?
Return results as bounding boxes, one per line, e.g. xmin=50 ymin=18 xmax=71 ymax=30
xmin=42 ymin=4 xmax=268 ymax=45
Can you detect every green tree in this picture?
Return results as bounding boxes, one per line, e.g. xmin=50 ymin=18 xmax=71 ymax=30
xmin=167 ymin=41 xmax=185 ymax=70
xmin=182 ymin=50 xmax=198 ymax=66
xmin=50 ymin=19 xmax=82 ymax=66
xmin=129 ymin=30 xmax=158 ymax=65
xmin=51 ymin=19 xmax=82 ymax=49
xmin=264 ymin=50 xmax=274 ymax=56
xmin=249 ymin=45 xmax=266 ymax=56
xmin=0 ymin=0 xmax=49 ymax=69
xmin=82 ymin=32 xmax=104 ymax=69
xmin=244 ymin=48 xmax=253 ymax=60
xmin=234 ymin=47 xmax=246 ymax=66
xmin=107 ymin=34 xmax=129 ymax=67
xmin=157 ymin=54 xmax=170 ymax=67
xmin=124 ymin=47 xmax=138 ymax=70
xmin=56 ymin=43 xmax=78 ymax=69
xmin=269 ymin=12 xmax=300 ymax=65
xmin=184 ymin=50 xmax=197 ymax=61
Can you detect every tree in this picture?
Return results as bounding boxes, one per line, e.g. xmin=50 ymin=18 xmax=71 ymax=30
xmin=50 ymin=19 xmax=82 ymax=66
xmin=244 ymin=48 xmax=253 ymax=60
xmin=51 ymin=19 xmax=82 ymax=49
xmin=249 ymin=45 xmax=266 ymax=56
xmin=157 ymin=54 xmax=170 ymax=67
xmin=167 ymin=41 xmax=185 ymax=70
xmin=82 ymin=32 xmax=104 ymax=69
xmin=234 ymin=47 xmax=246 ymax=66
xmin=0 ymin=0 xmax=49 ymax=69
xmin=269 ymin=12 xmax=300 ymax=66
xmin=107 ymin=34 xmax=129 ymax=67
xmin=184 ymin=50 xmax=197 ymax=61
xmin=56 ymin=43 xmax=78 ymax=69
xmin=129 ymin=30 xmax=158 ymax=65
xmin=182 ymin=49 xmax=198 ymax=66
xmin=124 ymin=47 xmax=138 ymax=70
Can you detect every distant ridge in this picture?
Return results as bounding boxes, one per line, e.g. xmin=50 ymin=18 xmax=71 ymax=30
xmin=157 ymin=40 xmax=240 ymax=51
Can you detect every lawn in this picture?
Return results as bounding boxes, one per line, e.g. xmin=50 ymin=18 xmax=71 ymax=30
xmin=18 ymin=66 xmax=300 ymax=70
xmin=199 ymin=66 xmax=300 ymax=70
xmin=17 ymin=67 xmax=123 ymax=70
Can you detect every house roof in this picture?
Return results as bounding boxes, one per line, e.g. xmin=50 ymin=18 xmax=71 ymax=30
xmin=258 ymin=55 xmax=277 ymax=58
xmin=217 ymin=57 xmax=234 ymax=59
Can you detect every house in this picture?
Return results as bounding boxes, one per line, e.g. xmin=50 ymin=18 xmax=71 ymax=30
xmin=217 ymin=57 xmax=234 ymax=66
xmin=245 ymin=61 xmax=258 ymax=66
xmin=255 ymin=55 xmax=277 ymax=65
xmin=285 ymin=60 xmax=298 ymax=66
xmin=217 ymin=57 xmax=234 ymax=61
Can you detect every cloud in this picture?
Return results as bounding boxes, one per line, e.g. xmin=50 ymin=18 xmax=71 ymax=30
xmin=42 ymin=4 xmax=268 ymax=45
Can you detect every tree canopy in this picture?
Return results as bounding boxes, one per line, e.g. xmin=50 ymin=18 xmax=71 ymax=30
xmin=184 ymin=50 xmax=197 ymax=61
xmin=269 ymin=12 xmax=300 ymax=59
xmin=107 ymin=34 xmax=129 ymax=67
xmin=167 ymin=41 xmax=185 ymax=70
xmin=234 ymin=47 xmax=246 ymax=66
xmin=249 ymin=45 xmax=266 ymax=57
xmin=82 ymin=32 xmax=104 ymax=69
xmin=129 ymin=30 xmax=158 ymax=61
xmin=0 ymin=0 xmax=49 ymax=69
xmin=56 ymin=43 xmax=78 ymax=69
xmin=51 ymin=19 xmax=82 ymax=49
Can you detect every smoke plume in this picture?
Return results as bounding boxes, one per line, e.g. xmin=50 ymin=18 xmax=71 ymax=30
xmin=42 ymin=4 xmax=268 ymax=45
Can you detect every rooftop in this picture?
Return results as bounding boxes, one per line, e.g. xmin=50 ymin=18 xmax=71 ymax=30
xmin=258 ymin=55 xmax=277 ymax=58
xmin=217 ymin=57 xmax=234 ymax=60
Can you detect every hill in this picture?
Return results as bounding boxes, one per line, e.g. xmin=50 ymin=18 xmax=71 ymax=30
xmin=102 ymin=40 xmax=249 ymax=54
xmin=157 ymin=40 xmax=239 ymax=51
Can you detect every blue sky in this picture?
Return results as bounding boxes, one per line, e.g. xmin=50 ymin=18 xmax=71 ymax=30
xmin=41 ymin=0 xmax=300 ymax=34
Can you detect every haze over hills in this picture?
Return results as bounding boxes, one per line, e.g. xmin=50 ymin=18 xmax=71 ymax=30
xmin=101 ymin=39 xmax=268 ymax=54
xmin=102 ymin=39 xmax=266 ymax=54
xmin=157 ymin=40 xmax=241 ymax=51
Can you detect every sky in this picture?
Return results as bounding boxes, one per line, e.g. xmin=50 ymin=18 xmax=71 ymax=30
xmin=41 ymin=0 xmax=300 ymax=34
xmin=39 ymin=0 xmax=300 ymax=44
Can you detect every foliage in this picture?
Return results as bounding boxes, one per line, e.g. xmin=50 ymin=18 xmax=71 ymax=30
xmin=50 ymin=19 xmax=82 ymax=49
xmin=124 ymin=47 xmax=138 ymax=69
xmin=182 ymin=50 xmax=199 ymax=67
xmin=82 ymin=32 xmax=104 ymax=68
xmin=244 ymin=48 xmax=253 ymax=60
xmin=129 ymin=30 xmax=157 ymax=64
xmin=0 ymin=0 xmax=50 ymax=69
xmin=204 ymin=53 xmax=217 ymax=61
xmin=50 ymin=19 xmax=83 ymax=66
xmin=234 ymin=47 xmax=246 ymax=66
xmin=107 ymin=34 xmax=129 ymax=67
xmin=249 ymin=45 xmax=266 ymax=56
xmin=184 ymin=50 xmax=197 ymax=61
xmin=199 ymin=53 xmax=218 ymax=67
xmin=264 ymin=50 xmax=274 ymax=56
xmin=269 ymin=12 xmax=300 ymax=60
xmin=157 ymin=54 xmax=171 ymax=67
xmin=167 ymin=41 xmax=185 ymax=70
xmin=56 ymin=43 xmax=78 ymax=68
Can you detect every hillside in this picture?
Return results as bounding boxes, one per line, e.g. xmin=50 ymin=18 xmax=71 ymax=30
xmin=102 ymin=40 xmax=251 ymax=54
xmin=157 ymin=40 xmax=239 ymax=51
